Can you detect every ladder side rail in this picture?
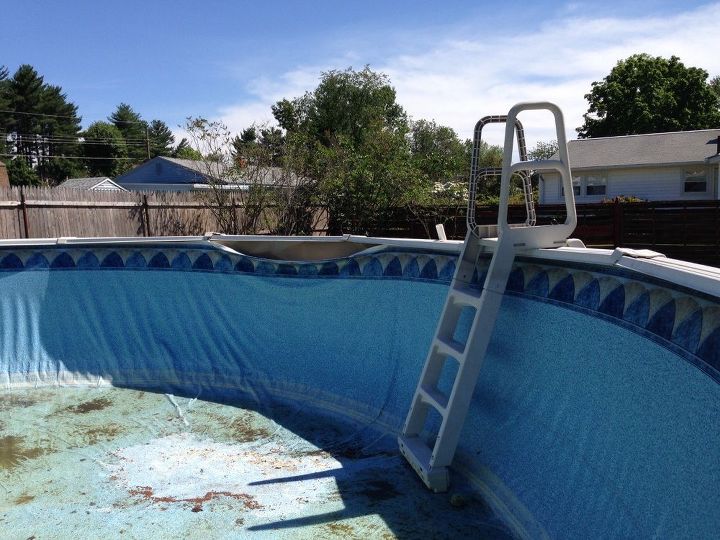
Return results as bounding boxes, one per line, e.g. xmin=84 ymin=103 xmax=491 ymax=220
xmin=401 ymin=229 xmax=486 ymax=437
xmin=468 ymin=116 xmax=527 ymax=235
xmin=498 ymin=102 xmax=576 ymax=237
xmin=428 ymin=240 xmax=515 ymax=467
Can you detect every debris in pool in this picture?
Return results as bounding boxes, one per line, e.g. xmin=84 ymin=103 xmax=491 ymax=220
xmin=0 ymin=435 xmax=51 ymax=469
xmin=127 ymin=485 xmax=262 ymax=510
xmin=14 ymin=494 xmax=35 ymax=505
xmin=64 ymin=398 xmax=112 ymax=414
xmin=107 ymin=432 xmax=342 ymax=514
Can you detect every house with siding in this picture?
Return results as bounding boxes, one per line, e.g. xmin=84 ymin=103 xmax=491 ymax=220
xmin=115 ymin=156 xmax=299 ymax=192
xmin=539 ymin=129 xmax=720 ymax=204
xmin=58 ymin=177 xmax=128 ymax=191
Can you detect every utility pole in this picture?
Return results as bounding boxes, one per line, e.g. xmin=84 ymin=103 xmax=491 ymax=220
xmin=145 ymin=125 xmax=151 ymax=160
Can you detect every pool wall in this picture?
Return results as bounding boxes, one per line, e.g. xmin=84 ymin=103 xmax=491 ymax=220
xmin=1 ymin=241 xmax=719 ymax=538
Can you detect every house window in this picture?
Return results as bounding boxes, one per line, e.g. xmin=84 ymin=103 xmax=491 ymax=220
xmin=561 ymin=177 xmax=581 ymax=197
xmin=585 ymin=175 xmax=607 ymax=196
xmin=684 ymin=169 xmax=707 ymax=193
xmin=561 ymin=175 xmax=606 ymax=197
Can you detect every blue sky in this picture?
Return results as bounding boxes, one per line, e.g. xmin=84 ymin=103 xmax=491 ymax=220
xmin=3 ymin=1 xmax=720 ymax=146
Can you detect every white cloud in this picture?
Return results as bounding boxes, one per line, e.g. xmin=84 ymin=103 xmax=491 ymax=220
xmin=214 ymin=3 xmax=720 ymax=150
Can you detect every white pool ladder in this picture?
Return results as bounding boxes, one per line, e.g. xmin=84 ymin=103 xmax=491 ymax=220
xmin=398 ymin=102 xmax=578 ymax=492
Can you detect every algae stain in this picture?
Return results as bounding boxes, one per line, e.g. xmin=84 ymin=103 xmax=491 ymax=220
xmin=203 ymin=411 xmax=272 ymax=443
xmin=0 ymin=435 xmax=49 ymax=470
xmin=14 ymin=493 xmax=35 ymax=505
xmin=0 ymin=394 xmax=37 ymax=411
xmin=322 ymin=522 xmax=363 ymax=539
xmin=77 ymin=424 xmax=123 ymax=446
xmin=228 ymin=416 xmax=271 ymax=443
xmin=65 ymin=397 xmax=112 ymax=414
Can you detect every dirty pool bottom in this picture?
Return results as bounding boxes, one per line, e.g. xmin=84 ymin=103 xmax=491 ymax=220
xmin=0 ymin=387 xmax=512 ymax=539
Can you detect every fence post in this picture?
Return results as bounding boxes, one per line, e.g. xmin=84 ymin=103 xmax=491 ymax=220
xmin=19 ymin=186 xmax=30 ymax=239
xmin=612 ymin=199 xmax=621 ymax=247
xmin=142 ymin=195 xmax=152 ymax=237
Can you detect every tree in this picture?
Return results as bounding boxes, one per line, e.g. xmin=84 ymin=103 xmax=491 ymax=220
xmin=0 ymin=66 xmax=10 ymax=155
xmin=109 ymin=103 xmax=148 ymax=162
xmin=231 ymin=127 xmax=257 ymax=165
xmin=182 ymin=117 xmax=285 ymax=234
xmin=578 ymin=54 xmax=720 ymax=137
xmin=410 ymin=120 xmax=468 ymax=184
xmin=528 ymin=140 xmax=558 ymax=160
xmin=273 ymin=66 xmax=407 ymax=148
xmin=2 ymin=65 xmax=84 ymax=184
xmin=7 ymin=65 xmax=45 ymax=167
xmin=82 ymin=121 xmax=128 ymax=177
xmin=272 ymin=67 xmax=419 ymax=234
xmin=259 ymin=127 xmax=284 ymax=166
xmin=148 ymin=119 xmax=174 ymax=157
xmin=710 ymin=75 xmax=720 ymax=100
xmin=5 ymin=157 xmax=40 ymax=186
xmin=35 ymin=84 xmax=84 ymax=182
xmin=172 ymin=138 xmax=202 ymax=160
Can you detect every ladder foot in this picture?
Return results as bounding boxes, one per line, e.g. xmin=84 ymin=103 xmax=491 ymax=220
xmin=398 ymin=434 xmax=450 ymax=492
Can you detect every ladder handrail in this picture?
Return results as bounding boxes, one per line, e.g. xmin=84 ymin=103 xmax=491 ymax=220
xmin=497 ymin=102 xmax=576 ymax=248
xmin=467 ymin=116 xmax=534 ymax=235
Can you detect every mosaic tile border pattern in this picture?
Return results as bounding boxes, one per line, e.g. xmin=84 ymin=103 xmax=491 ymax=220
xmin=1 ymin=244 xmax=718 ymax=382
xmin=476 ymin=258 xmax=720 ymax=382
xmin=0 ymin=246 xmax=459 ymax=282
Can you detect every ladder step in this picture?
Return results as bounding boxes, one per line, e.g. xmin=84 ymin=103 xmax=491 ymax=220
xmin=434 ymin=336 xmax=465 ymax=362
xmin=450 ymin=285 xmax=482 ymax=307
xmin=398 ymin=434 xmax=450 ymax=492
xmin=475 ymin=224 xmax=499 ymax=238
xmin=478 ymin=237 xmax=498 ymax=248
xmin=419 ymin=384 xmax=449 ymax=413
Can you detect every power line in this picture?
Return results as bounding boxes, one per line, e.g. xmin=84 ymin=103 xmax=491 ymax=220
xmin=1 ymin=134 xmax=162 ymax=147
xmin=1 ymin=153 xmax=136 ymax=161
xmin=1 ymin=131 xmax=154 ymax=143
xmin=3 ymin=139 xmax=150 ymax=148
xmin=4 ymin=140 xmax=151 ymax=148
xmin=0 ymin=108 xmax=82 ymax=120
xmin=0 ymin=108 xmax=149 ymax=125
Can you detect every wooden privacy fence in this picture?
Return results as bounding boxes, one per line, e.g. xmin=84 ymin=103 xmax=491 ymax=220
xmin=340 ymin=200 xmax=720 ymax=267
xmin=1 ymin=187 xmax=719 ymax=267
xmin=0 ymin=186 xmax=328 ymax=239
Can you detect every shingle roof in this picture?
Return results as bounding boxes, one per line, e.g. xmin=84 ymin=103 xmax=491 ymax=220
xmin=160 ymin=157 xmax=222 ymax=176
xmin=566 ymin=129 xmax=720 ymax=170
xmin=58 ymin=177 xmax=114 ymax=189
xmin=159 ymin=157 xmax=302 ymax=186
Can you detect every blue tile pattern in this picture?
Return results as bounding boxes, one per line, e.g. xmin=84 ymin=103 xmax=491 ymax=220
xmin=476 ymin=257 xmax=720 ymax=383
xmin=1 ymin=243 xmax=719 ymax=382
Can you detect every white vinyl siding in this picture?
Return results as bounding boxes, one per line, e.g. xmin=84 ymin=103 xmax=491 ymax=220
xmin=540 ymin=166 xmax=714 ymax=203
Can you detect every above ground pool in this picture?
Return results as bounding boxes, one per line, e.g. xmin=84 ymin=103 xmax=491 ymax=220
xmin=1 ymin=235 xmax=719 ymax=539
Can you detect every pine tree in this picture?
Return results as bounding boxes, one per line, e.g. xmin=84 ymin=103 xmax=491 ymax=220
xmin=148 ymin=119 xmax=174 ymax=157
xmin=36 ymin=85 xmax=84 ymax=182
xmin=172 ymin=138 xmax=202 ymax=160
xmin=0 ymin=66 xmax=10 ymax=156
xmin=3 ymin=65 xmax=84 ymax=185
xmin=8 ymin=65 xmax=45 ymax=168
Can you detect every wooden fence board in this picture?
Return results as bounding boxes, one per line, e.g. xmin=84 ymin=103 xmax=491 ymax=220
xmin=1 ymin=187 xmax=720 ymax=267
